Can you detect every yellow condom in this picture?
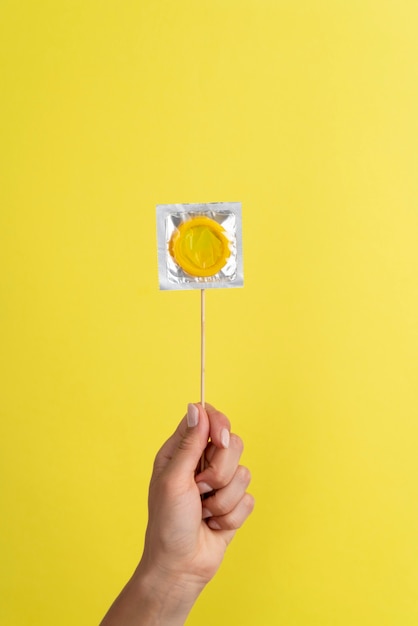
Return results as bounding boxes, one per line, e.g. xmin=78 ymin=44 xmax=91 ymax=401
xmin=169 ymin=216 xmax=230 ymax=277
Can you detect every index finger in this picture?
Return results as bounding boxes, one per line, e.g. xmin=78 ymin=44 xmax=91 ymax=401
xmin=203 ymin=403 xmax=231 ymax=450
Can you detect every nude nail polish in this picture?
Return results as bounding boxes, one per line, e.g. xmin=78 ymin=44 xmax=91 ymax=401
xmin=197 ymin=481 xmax=213 ymax=495
xmin=208 ymin=519 xmax=221 ymax=530
xmin=221 ymin=428 xmax=230 ymax=449
xmin=187 ymin=403 xmax=199 ymax=427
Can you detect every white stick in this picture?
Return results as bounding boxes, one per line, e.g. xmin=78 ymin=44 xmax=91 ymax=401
xmin=201 ymin=288 xmax=205 ymax=409
xmin=200 ymin=288 xmax=206 ymax=474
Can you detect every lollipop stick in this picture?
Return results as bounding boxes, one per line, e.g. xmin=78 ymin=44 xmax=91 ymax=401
xmin=200 ymin=288 xmax=206 ymax=474
xmin=200 ymin=288 xmax=205 ymax=409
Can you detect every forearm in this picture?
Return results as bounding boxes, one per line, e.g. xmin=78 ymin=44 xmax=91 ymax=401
xmin=100 ymin=560 xmax=204 ymax=626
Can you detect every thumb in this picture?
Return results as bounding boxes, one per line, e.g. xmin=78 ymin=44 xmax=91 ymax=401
xmin=168 ymin=403 xmax=209 ymax=477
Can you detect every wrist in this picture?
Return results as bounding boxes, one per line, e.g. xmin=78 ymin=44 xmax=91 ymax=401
xmin=130 ymin=557 xmax=205 ymax=625
xmin=100 ymin=559 xmax=205 ymax=626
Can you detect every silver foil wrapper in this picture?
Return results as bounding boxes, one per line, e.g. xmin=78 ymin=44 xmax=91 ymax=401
xmin=156 ymin=202 xmax=244 ymax=290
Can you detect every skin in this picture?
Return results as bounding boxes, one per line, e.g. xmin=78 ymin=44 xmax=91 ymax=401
xmin=100 ymin=402 xmax=254 ymax=625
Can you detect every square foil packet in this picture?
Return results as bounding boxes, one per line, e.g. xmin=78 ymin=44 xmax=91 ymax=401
xmin=157 ymin=202 xmax=243 ymax=290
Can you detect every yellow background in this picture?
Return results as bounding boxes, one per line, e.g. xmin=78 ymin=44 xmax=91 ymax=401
xmin=1 ymin=1 xmax=418 ymax=624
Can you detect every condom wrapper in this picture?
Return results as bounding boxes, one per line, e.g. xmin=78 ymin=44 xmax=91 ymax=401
xmin=157 ymin=202 xmax=243 ymax=290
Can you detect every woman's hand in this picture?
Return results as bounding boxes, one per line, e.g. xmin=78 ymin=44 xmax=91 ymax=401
xmin=100 ymin=403 xmax=254 ymax=626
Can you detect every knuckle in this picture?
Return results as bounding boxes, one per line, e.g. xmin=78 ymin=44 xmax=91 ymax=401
xmin=226 ymin=509 xmax=243 ymax=529
xmin=210 ymin=493 xmax=255 ymax=531
xmin=223 ymin=416 xmax=232 ymax=431
xmin=237 ymin=465 xmax=252 ymax=486
xmin=227 ymin=494 xmax=255 ymax=528
xmin=243 ymin=492 xmax=255 ymax=513
xmin=230 ymin=433 xmax=244 ymax=453
xmin=177 ymin=433 xmax=194 ymax=453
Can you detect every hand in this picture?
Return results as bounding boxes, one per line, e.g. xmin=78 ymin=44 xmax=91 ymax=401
xmin=142 ymin=402 xmax=254 ymax=585
xmin=100 ymin=402 xmax=254 ymax=625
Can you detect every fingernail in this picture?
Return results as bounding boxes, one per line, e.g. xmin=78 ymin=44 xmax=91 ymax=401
xmin=197 ymin=481 xmax=213 ymax=495
xmin=201 ymin=507 xmax=211 ymax=519
xmin=187 ymin=403 xmax=199 ymax=427
xmin=208 ymin=519 xmax=221 ymax=530
xmin=221 ymin=428 xmax=230 ymax=449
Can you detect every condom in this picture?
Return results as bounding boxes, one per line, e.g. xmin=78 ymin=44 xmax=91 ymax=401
xmin=169 ymin=216 xmax=231 ymax=277
xmin=157 ymin=203 xmax=243 ymax=290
